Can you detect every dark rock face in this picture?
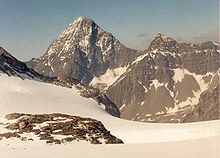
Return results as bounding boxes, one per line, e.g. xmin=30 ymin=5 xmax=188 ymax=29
xmin=181 ymin=51 xmax=219 ymax=75
xmin=0 ymin=47 xmax=54 ymax=82
xmin=123 ymin=81 xmax=219 ymax=123
xmin=182 ymin=87 xmax=219 ymax=122
xmin=106 ymin=52 xmax=179 ymax=119
xmin=0 ymin=113 xmax=123 ymax=144
xmin=28 ymin=16 xmax=141 ymax=84
xmin=148 ymin=33 xmax=178 ymax=52
xmin=149 ymin=34 xmax=219 ymax=55
xmin=148 ymin=34 xmax=219 ymax=74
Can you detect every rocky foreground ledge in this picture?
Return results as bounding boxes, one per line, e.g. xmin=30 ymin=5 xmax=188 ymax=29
xmin=0 ymin=113 xmax=123 ymax=144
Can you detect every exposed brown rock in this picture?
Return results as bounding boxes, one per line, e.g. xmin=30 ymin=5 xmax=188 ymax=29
xmin=0 ymin=132 xmax=20 ymax=139
xmin=5 ymin=113 xmax=24 ymax=120
xmin=0 ymin=113 xmax=124 ymax=145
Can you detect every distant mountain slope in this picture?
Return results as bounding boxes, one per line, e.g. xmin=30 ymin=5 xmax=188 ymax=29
xmin=106 ymin=34 xmax=219 ymax=122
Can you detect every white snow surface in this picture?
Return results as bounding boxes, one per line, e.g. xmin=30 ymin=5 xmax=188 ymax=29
xmin=0 ymin=73 xmax=219 ymax=158
xmin=90 ymin=66 xmax=128 ymax=90
xmin=150 ymin=79 xmax=164 ymax=90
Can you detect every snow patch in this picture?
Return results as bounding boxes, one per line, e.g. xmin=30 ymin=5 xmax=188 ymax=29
xmin=119 ymin=104 xmax=126 ymax=111
xmin=173 ymin=68 xmax=185 ymax=83
xmin=131 ymin=53 xmax=148 ymax=65
xmin=155 ymin=111 xmax=165 ymax=115
xmin=150 ymin=79 xmax=164 ymax=90
xmin=165 ymin=106 xmax=179 ymax=114
xmin=138 ymin=81 xmax=148 ymax=93
xmin=90 ymin=66 xmax=128 ymax=90
xmin=63 ymin=62 xmax=67 ymax=68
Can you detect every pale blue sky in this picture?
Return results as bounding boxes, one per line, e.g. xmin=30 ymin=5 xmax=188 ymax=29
xmin=0 ymin=0 xmax=219 ymax=60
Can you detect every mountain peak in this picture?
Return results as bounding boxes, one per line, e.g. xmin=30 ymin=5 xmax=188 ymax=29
xmin=68 ymin=16 xmax=96 ymax=28
xmin=156 ymin=33 xmax=165 ymax=37
xmin=155 ymin=33 xmax=175 ymax=42
xmin=75 ymin=16 xmax=92 ymax=22
xmin=29 ymin=16 xmax=141 ymax=84
xmin=148 ymin=33 xmax=178 ymax=52
xmin=56 ymin=16 xmax=99 ymax=41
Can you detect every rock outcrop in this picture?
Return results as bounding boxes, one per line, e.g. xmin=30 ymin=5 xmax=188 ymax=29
xmin=0 ymin=113 xmax=123 ymax=144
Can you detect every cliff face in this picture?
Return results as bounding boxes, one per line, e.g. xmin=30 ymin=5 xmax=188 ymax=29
xmin=106 ymin=34 xmax=219 ymax=122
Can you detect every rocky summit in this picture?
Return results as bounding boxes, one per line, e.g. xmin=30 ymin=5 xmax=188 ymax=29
xmin=28 ymin=16 xmax=219 ymax=123
xmin=28 ymin=16 xmax=141 ymax=84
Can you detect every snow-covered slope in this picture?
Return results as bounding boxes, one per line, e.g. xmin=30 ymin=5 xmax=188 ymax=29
xmin=0 ymin=74 xmax=219 ymax=143
xmin=1 ymin=136 xmax=220 ymax=158
xmin=0 ymin=74 xmax=220 ymax=157
xmin=0 ymin=47 xmax=120 ymax=117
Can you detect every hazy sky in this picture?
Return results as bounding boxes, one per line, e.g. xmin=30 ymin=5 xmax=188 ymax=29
xmin=0 ymin=0 xmax=219 ymax=61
